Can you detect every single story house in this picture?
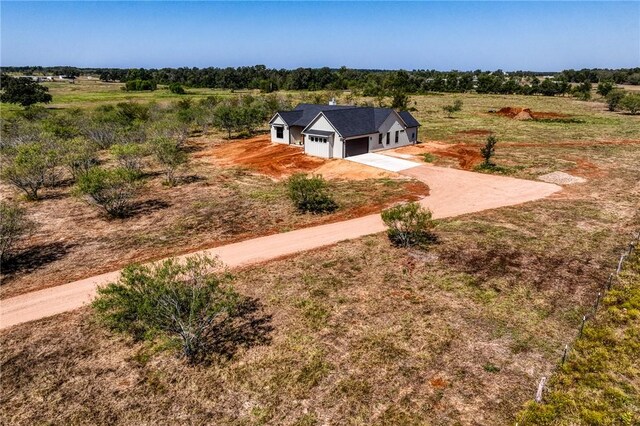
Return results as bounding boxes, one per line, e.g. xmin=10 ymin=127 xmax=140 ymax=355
xmin=269 ymin=103 xmax=421 ymax=158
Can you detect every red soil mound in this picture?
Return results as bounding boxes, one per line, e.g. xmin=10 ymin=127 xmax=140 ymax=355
xmin=495 ymin=107 xmax=569 ymax=120
xmin=432 ymin=143 xmax=483 ymax=170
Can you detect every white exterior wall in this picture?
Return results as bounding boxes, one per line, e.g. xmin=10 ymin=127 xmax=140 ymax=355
xmin=304 ymin=115 xmax=340 ymax=158
xmin=270 ymin=115 xmax=289 ymax=145
xmin=371 ymin=113 xmax=414 ymax=152
xmin=304 ymin=135 xmax=333 ymax=158
xmin=406 ymin=126 xmax=418 ymax=143
xmin=333 ymin=137 xmax=344 ymax=158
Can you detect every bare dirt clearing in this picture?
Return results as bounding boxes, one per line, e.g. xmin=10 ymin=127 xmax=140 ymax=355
xmin=200 ymin=135 xmax=397 ymax=180
xmin=495 ymin=107 xmax=571 ymax=120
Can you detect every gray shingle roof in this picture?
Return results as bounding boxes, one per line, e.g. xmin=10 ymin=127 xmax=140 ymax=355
xmin=275 ymin=104 xmax=421 ymax=138
xmin=275 ymin=110 xmax=303 ymax=125
xmin=322 ymin=108 xmax=378 ymax=138
xmin=399 ymin=111 xmax=421 ymax=128
xmin=289 ymin=103 xmax=353 ymax=127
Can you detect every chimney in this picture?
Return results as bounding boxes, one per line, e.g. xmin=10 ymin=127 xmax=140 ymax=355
xmin=328 ymin=97 xmax=336 ymax=106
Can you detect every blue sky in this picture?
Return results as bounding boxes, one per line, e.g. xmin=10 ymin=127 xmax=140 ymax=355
xmin=1 ymin=1 xmax=638 ymax=71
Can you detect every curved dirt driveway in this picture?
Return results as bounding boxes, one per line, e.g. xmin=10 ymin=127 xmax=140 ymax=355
xmin=0 ymin=165 xmax=560 ymax=330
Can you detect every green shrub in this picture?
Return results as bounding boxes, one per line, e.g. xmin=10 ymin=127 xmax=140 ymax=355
xmin=481 ymin=135 xmax=498 ymax=166
xmin=0 ymin=142 xmax=56 ymax=200
xmin=92 ymin=255 xmax=240 ymax=364
xmin=150 ymin=137 xmax=188 ymax=186
xmin=109 ymin=143 xmax=146 ymax=176
xmin=287 ymin=173 xmax=338 ymax=214
xmin=421 ymin=153 xmax=436 ymax=163
xmin=619 ymin=93 xmax=640 ymax=114
xmin=605 ymin=89 xmax=626 ymax=112
xmin=61 ymin=137 xmax=99 ymax=180
xmin=381 ymin=202 xmax=435 ymax=248
xmin=442 ymin=99 xmax=463 ymax=117
xmin=168 ymin=83 xmax=186 ymax=94
xmin=124 ymin=79 xmax=156 ymax=91
xmin=74 ymin=167 xmax=140 ymax=218
xmin=596 ymin=81 xmax=615 ymax=97
xmin=0 ymin=201 xmax=34 ymax=261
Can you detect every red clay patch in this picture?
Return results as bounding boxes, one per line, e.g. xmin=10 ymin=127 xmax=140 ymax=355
xmin=430 ymin=377 xmax=448 ymax=389
xmin=495 ymin=107 xmax=569 ymax=120
xmin=568 ymin=158 xmax=606 ymax=178
xmin=432 ymin=144 xmax=483 ymax=170
xmin=200 ymin=135 xmax=326 ymax=179
xmin=457 ymin=129 xmax=493 ymax=136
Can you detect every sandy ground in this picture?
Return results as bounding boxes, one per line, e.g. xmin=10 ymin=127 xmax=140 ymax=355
xmin=0 ymin=164 xmax=561 ymax=330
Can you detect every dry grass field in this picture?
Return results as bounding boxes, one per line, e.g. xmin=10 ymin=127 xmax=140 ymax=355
xmin=0 ymin=134 xmax=425 ymax=299
xmin=1 ymin=85 xmax=639 ymax=425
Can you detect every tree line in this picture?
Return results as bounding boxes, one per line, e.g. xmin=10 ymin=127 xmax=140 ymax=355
xmin=4 ymin=66 xmax=639 ymax=95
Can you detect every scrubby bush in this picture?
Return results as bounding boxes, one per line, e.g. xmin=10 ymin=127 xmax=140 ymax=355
xmin=168 ymin=83 xmax=186 ymax=94
xmin=596 ymin=81 xmax=615 ymax=97
xmin=74 ymin=167 xmax=140 ymax=218
xmin=61 ymin=137 xmax=99 ymax=180
xmin=150 ymin=137 xmax=188 ymax=186
xmin=381 ymin=202 xmax=435 ymax=248
xmin=442 ymin=99 xmax=463 ymax=117
xmin=572 ymin=81 xmax=592 ymax=100
xmin=287 ymin=173 xmax=338 ymax=214
xmin=148 ymin=119 xmax=189 ymax=147
xmin=83 ymin=119 xmax=120 ymax=149
xmin=213 ymin=104 xmax=240 ymax=139
xmin=0 ymin=142 xmax=56 ymax=200
xmin=109 ymin=143 xmax=146 ymax=176
xmin=605 ymin=90 xmax=626 ymax=112
xmin=481 ymin=135 xmax=498 ymax=166
xmin=0 ymin=201 xmax=34 ymax=261
xmin=92 ymin=255 xmax=240 ymax=364
xmin=124 ymin=79 xmax=156 ymax=91
xmin=619 ymin=93 xmax=640 ymax=114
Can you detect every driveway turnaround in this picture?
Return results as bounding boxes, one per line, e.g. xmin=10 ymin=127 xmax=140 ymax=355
xmin=346 ymin=153 xmax=422 ymax=172
xmin=0 ymin=165 xmax=561 ymax=330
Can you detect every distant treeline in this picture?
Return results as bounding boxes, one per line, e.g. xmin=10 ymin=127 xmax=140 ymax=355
xmin=4 ymin=66 xmax=640 ymax=95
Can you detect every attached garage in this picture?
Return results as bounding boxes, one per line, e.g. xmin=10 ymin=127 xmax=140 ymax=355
xmin=303 ymin=129 xmax=334 ymax=158
xmin=344 ymin=137 xmax=369 ymax=157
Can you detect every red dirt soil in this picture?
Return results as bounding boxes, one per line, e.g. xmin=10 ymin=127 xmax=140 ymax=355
xmin=457 ymin=129 xmax=494 ymax=136
xmin=200 ymin=135 xmax=325 ymax=178
xmin=197 ymin=135 xmax=398 ymax=180
xmin=393 ymin=142 xmax=483 ymax=170
xmin=496 ymin=107 xmax=569 ymax=120
xmin=433 ymin=144 xmax=483 ymax=169
xmin=568 ymin=158 xmax=606 ymax=178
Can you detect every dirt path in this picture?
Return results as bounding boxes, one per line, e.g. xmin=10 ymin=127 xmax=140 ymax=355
xmin=0 ymin=165 xmax=561 ymax=330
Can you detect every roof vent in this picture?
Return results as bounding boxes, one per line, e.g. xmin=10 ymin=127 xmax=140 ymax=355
xmin=328 ymin=97 xmax=336 ymax=106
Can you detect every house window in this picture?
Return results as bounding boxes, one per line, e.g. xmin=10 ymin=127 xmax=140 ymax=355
xmin=395 ymin=131 xmax=399 ymax=143
xmin=275 ymin=126 xmax=284 ymax=139
xmin=411 ymin=132 xmax=415 ymax=140
xmin=386 ymin=132 xmax=390 ymax=145
xmin=378 ymin=134 xmax=383 ymax=144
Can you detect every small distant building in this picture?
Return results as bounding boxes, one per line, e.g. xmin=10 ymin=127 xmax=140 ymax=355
xmin=269 ymin=103 xmax=420 ymax=159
